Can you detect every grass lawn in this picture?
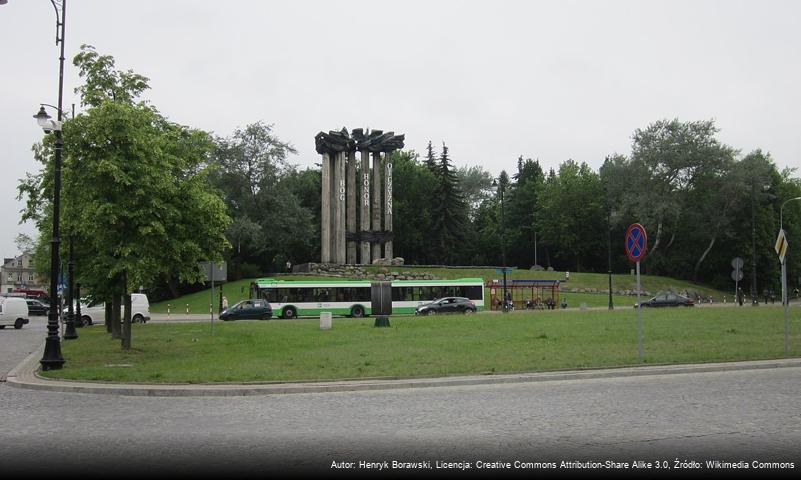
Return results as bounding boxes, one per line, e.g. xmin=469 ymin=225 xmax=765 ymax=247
xmin=45 ymin=306 xmax=800 ymax=384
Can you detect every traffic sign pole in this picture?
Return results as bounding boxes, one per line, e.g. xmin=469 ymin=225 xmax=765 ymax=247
xmin=783 ymin=258 xmax=788 ymax=356
xmin=636 ymin=260 xmax=643 ymax=361
xmin=776 ymin=229 xmax=789 ymax=356
xmin=625 ymin=223 xmax=647 ymax=362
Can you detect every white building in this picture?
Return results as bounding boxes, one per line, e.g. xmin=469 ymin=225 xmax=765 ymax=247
xmin=1 ymin=253 xmax=47 ymax=294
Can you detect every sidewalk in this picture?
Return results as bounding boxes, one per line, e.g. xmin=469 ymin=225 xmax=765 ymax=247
xmin=6 ymin=341 xmax=801 ymax=397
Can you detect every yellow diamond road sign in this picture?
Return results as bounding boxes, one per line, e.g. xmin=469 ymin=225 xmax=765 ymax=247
xmin=775 ymin=229 xmax=788 ymax=263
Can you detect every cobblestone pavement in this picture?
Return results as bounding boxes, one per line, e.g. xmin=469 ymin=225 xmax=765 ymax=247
xmin=2 ymin=317 xmax=800 ymax=476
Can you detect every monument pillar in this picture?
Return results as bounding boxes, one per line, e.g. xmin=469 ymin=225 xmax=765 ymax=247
xmin=359 ymin=149 xmax=371 ymax=264
xmin=320 ymin=152 xmax=331 ymax=263
xmin=371 ymin=152 xmax=382 ymax=263
xmin=334 ymin=152 xmax=347 ymax=264
xmin=346 ymin=151 xmax=357 ymax=264
xmin=384 ymin=155 xmax=393 ymax=260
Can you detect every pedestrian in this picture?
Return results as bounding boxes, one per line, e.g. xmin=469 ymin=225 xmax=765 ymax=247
xmin=769 ymin=288 xmax=775 ymax=304
xmin=560 ymin=297 xmax=567 ymax=309
xmin=738 ymin=287 xmax=744 ymax=306
xmin=285 ymin=260 xmax=292 ymax=272
xmin=763 ymin=288 xmax=769 ymax=304
xmin=222 ymin=296 xmax=228 ymax=310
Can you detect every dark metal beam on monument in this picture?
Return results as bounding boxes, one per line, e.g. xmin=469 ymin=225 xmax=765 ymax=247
xmin=316 ymin=128 xmax=404 ymax=265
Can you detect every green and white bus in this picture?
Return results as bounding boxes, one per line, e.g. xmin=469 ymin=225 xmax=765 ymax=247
xmin=250 ymin=277 xmax=485 ymax=319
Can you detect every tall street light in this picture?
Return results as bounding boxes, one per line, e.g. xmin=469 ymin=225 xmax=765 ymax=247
xmin=779 ymin=196 xmax=801 ymax=356
xmin=491 ymin=178 xmax=508 ymax=313
xmin=607 ymin=208 xmax=614 ymax=310
xmin=28 ymin=0 xmax=70 ymax=369
xmin=749 ymin=179 xmax=773 ymax=306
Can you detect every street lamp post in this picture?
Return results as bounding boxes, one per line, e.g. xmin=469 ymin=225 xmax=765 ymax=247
xmin=492 ymin=179 xmax=508 ymax=313
xmin=750 ymin=181 xmax=759 ymax=306
xmin=780 ymin=196 xmax=801 ymax=356
xmin=64 ymin=235 xmax=77 ymax=339
xmin=29 ymin=0 xmax=69 ymax=369
xmin=607 ymin=209 xmax=614 ymax=310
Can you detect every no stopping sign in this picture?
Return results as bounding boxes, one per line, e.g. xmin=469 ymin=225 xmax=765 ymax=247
xmin=625 ymin=223 xmax=647 ymax=263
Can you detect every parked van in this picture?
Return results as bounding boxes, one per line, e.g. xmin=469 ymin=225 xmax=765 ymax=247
xmin=78 ymin=293 xmax=151 ymax=326
xmin=0 ymin=296 xmax=30 ymax=329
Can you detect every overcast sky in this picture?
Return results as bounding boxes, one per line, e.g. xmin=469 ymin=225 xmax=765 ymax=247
xmin=2 ymin=0 xmax=800 ymax=258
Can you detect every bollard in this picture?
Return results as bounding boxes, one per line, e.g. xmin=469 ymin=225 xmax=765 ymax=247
xmin=186 ymin=304 xmax=190 ymax=318
xmin=167 ymin=304 xmax=171 ymax=318
xmin=320 ymin=312 xmax=332 ymax=330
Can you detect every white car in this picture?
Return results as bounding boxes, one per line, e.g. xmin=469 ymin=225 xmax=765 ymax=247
xmin=79 ymin=293 xmax=151 ymax=326
xmin=0 ymin=296 xmax=30 ymax=329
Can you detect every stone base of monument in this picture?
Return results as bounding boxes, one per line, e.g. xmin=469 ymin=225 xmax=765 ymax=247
xmin=374 ymin=316 xmax=390 ymax=328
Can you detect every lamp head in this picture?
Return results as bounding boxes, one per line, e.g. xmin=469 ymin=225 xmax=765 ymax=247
xmin=33 ymin=105 xmax=61 ymax=133
xmin=34 ymin=106 xmax=51 ymax=124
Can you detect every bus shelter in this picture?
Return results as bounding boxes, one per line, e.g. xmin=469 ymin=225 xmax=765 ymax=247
xmin=485 ymin=279 xmax=560 ymax=311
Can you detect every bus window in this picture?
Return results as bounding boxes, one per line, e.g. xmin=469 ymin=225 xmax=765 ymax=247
xmin=315 ymin=288 xmax=333 ymax=302
xmin=392 ymin=287 xmax=413 ymax=301
xmin=262 ymin=289 xmax=278 ymax=303
xmin=464 ymin=286 xmax=483 ymax=300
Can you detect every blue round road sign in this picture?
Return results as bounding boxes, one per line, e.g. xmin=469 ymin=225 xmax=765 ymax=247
xmin=625 ymin=223 xmax=648 ymax=262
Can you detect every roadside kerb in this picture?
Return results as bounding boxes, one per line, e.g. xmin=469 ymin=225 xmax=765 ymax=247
xmin=6 ymin=341 xmax=801 ymax=397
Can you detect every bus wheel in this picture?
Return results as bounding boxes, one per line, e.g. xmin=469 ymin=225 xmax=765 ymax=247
xmin=283 ymin=307 xmax=297 ymax=319
xmin=351 ymin=305 xmax=365 ymax=318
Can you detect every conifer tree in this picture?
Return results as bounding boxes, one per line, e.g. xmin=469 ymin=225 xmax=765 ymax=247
xmin=425 ymin=140 xmax=438 ymax=173
xmin=431 ymin=142 xmax=468 ymax=264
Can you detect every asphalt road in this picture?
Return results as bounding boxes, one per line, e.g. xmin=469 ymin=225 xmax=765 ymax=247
xmin=1 ymin=316 xmax=799 ymax=477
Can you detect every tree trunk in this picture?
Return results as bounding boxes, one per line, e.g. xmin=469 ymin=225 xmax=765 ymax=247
xmin=644 ymin=220 xmax=663 ymax=275
xmin=665 ymin=232 xmax=676 ymax=250
xmin=111 ymin=293 xmax=121 ymax=339
xmin=693 ymin=235 xmax=716 ymax=282
xmin=166 ymin=277 xmax=180 ymax=299
xmin=649 ymin=220 xmax=663 ymax=257
xmin=122 ymin=271 xmax=131 ymax=350
xmin=122 ymin=294 xmax=132 ymax=350
xmin=105 ymin=300 xmax=112 ymax=334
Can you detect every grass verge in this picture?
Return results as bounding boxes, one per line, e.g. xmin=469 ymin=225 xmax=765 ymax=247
xmin=44 ymin=306 xmax=800 ymax=384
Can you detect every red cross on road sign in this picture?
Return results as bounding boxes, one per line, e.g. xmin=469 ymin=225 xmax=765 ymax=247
xmin=625 ymin=223 xmax=648 ymax=262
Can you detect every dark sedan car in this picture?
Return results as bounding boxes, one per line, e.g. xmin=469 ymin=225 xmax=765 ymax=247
xmin=634 ymin=293 xmax=694 ymax=308
xmin=219 ymin=299 xmax=272 ymax=321
xmin=415 ymin=297 xmax=477 ymax=315
xmin=26 ymin=298 xmax=50 ymax=316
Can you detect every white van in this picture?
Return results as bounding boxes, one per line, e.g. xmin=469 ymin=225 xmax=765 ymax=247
xmin=78 ymin=293 xmax=151 ymax=326
xmin=0 ymin=296 xmax=30 ymax=329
